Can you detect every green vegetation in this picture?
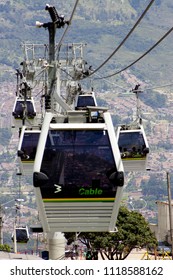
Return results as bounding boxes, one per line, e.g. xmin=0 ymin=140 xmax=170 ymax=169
xmin=0 ymin=0 xmax=173 ymax=86
xmin=141 ymin=173 xmax=172 ymax=200
xmin=141 ymin=91 xmax=167 ymax=108
xmin=64 ymin=206 xmax=157 ymax=260
xmin=0 ymin=243 xmax=11 ymax=252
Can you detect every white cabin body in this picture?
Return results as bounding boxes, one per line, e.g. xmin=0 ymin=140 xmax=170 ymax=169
xmin=116 ymin=124 xmax=149 ymax=172
xmin=33 ymin=108 xmax=124 ymax=232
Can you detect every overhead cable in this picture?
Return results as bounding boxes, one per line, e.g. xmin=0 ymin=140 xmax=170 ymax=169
xmin=114 ymin=83 xmax=173 ymax=96
xmin=84 ymin=0 xmax=155 ymax=78
xmin=56 ymin=0 xmax=80 ymax=51
xmin=97 ymin=26 xmax=173 ymax=79
xmin=93 ymin=72 xmax=129 ymax=91
xmin=144 ymin=83 xmax=173 ymax=91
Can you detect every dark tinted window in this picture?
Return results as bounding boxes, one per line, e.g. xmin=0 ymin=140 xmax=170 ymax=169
xmin=20 ymin=132 xmax=40 ymax=161
xmin=12 ymin=228 xmax=29 ymax=243
xmin=40 ymin=129 xmax=118 ymax=199
xmin=77 ymin=96 xmax=96 ymax=107
xmin=118 ymin=131 xmax=147 ymax=159
xmin=16 ymin=229 xmax=29 ymax=243
xmin=13 ymin=100 xmax=35 ymax=118
xmin=26 ymin=101 xmax=36 ymax=117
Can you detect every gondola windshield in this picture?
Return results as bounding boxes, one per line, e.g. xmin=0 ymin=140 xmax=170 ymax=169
xmin=12 ymin=227 xmax=29 ymax=243
xmin=19 ymin=132 xmax=40 ymax=161
xmin=76 ymin=95 xmax=96 ymax=108
xmin=13 ymin=100 xmax=36 ymax=119
xmin=38 ymin=129 xmax=119 ymax=201
xmin=118 ymin=131 xmax=148 ymax=159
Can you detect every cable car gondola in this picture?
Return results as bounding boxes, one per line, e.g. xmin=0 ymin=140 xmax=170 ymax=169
xmin=75 ymin=92 xmax=97 ymax=110
xmin=12 ymin=226 xmax=30 ymax=244
xmin=116 ymin=124 xmax=149 ymax=172
xmin=17 ymin=126 xmax=41 ymax=175
xmin=33 ymin=109 xmax=124 ymax=233
xmin=12 ymin=96 xmax=36 ymax=120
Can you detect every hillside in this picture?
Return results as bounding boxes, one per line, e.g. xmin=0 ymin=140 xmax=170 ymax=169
xmin=0 ymin=0 xmax=173 ymax=86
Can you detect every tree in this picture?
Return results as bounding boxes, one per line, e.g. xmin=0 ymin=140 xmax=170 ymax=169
xmin=0 ymin=244 xmax=11 ymax=252
xmin=64 ymin=206 xmax=157 ymax=260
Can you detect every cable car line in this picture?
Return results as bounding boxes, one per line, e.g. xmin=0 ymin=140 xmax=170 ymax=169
xmin=123 ymin=83 xmax=173 ymax=93
xmin=103 ymin=81 xmax=173 ymax=96
xmin=56 ymin=0 xmax=80 ymax=52
xmin=117 ymin=82 xmax=173 ymax=96
xmin=93 ymin=72 xmax=129 ymax=91
xmin=81 ymin=0 xmax=155 ymax=79
xmin=96 ymin=26 xmax=173 ymax=79
xmin=144 ymin=83 xmax=173 ymax=91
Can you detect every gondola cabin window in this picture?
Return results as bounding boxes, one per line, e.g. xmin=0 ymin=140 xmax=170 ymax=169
xmin=19 ymin=131 xmax=40 ymax=162
xmin=11 ymin=227 xmax=29 ymax=243
xmin=76 ymin=95 xmax=96 ymax=110
xmin=39 ymin=129 xmax=119 ymax=201
xmin=118 ymin=131 xmax=148 ymax=160
xmin=12 ymin=98 xmax=36 ymax=119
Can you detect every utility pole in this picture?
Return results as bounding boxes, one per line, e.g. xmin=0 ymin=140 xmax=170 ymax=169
xmin=166 ymin=171 xmax=173 ymax=260
xmin=0 ymin=205 xmax=3 ymax=245
xmin=13 ymin=221 xmax=17 ymax=254
xmin=35 ymin=4 xmax=69 ymax=260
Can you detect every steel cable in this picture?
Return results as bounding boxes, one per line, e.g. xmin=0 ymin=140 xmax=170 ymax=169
xmin=97 ymin=26 xmax=173 ymax=79
xmin=56 ymin=0 xmax=80 ymax=51
xmin=84 ymin=0 xmax=155 ymax=78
